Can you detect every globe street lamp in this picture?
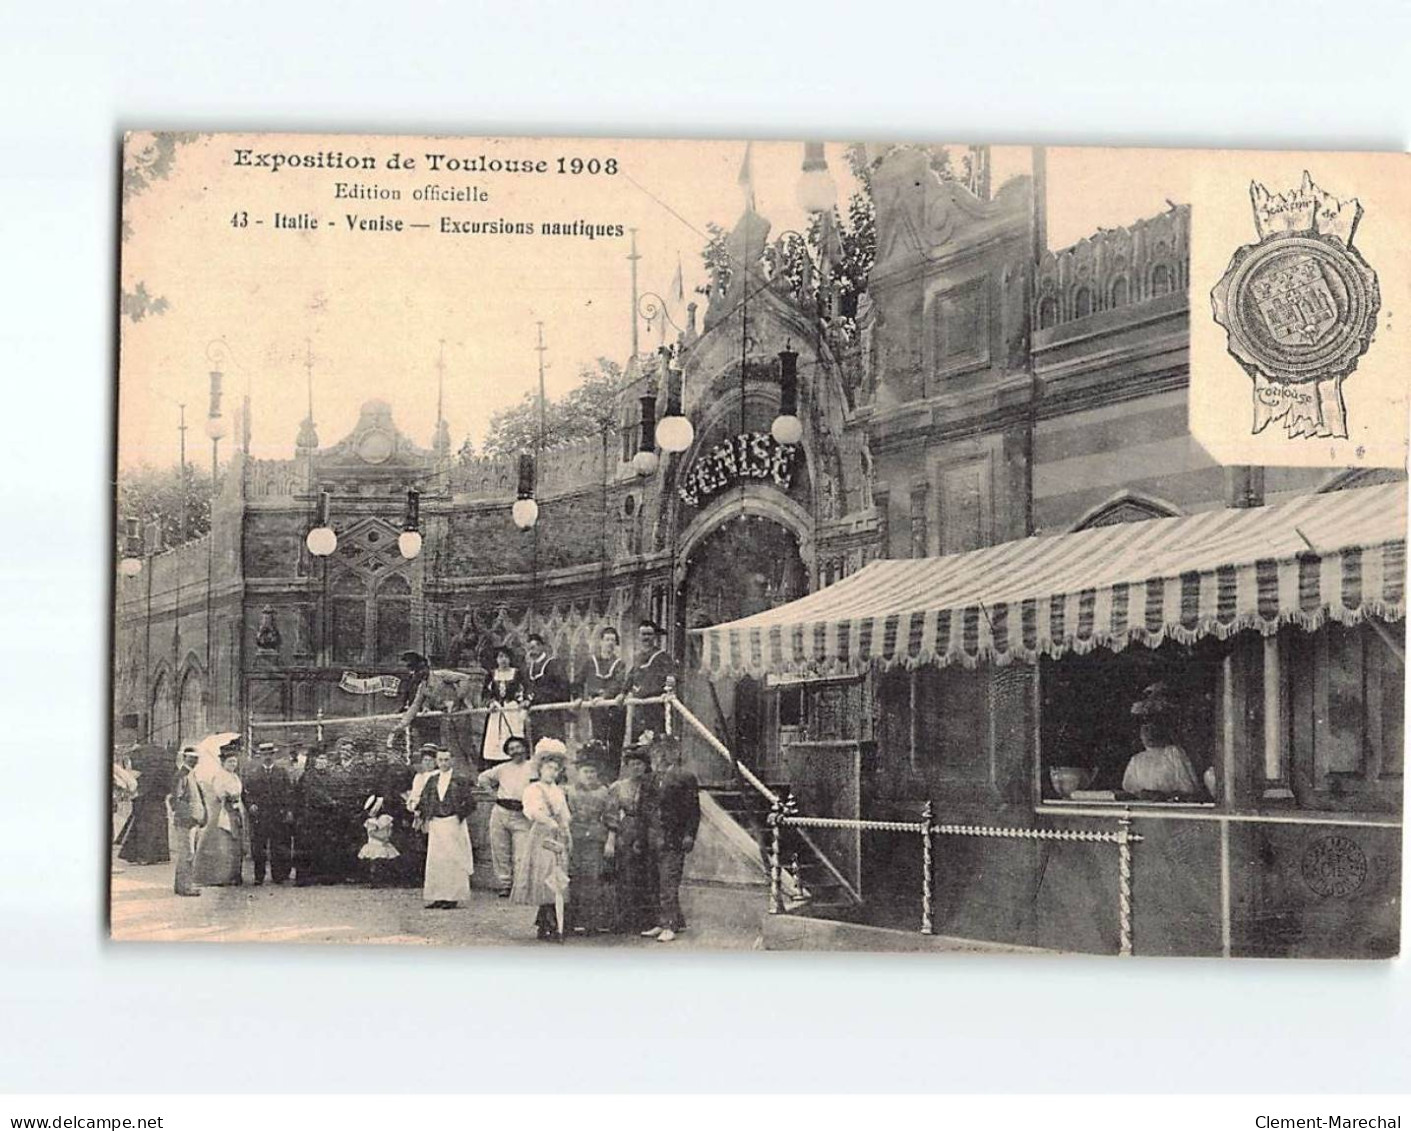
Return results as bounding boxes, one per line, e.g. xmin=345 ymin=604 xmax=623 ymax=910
xmin=654 ymin=347 xmax=693 ymax=453
xmin=118 ymin=517 xmax=144 ymax=577
xmin=771 ymin=344 xmax=803 ymax=446
xmin=633 ymin=389 xmax=660 ymax=477
xmin=398 ymin=487 xmax=423 ymax=559
xmin=512 ymin=452 xmax=539 ymax=530
xmin=306 ymin=490 xmax=337 ymax=557
xmin=795 ymin=141 xmax=838 ymax=214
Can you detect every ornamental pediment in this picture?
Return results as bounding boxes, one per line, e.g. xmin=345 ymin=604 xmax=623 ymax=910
xmin=316 ymin=399 xmax=434 ymax=472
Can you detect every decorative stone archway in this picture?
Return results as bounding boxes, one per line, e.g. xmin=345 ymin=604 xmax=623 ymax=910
xmin=675 ymin=484 xmax=815 ymax=592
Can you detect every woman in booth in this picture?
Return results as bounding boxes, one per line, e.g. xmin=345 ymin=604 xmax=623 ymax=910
xmin=1122 ymin=683 xmax=1204 ymax=798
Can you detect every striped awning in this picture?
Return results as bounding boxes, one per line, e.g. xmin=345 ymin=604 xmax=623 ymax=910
xmin=694 ymin=483 xmax=1407 ymax=679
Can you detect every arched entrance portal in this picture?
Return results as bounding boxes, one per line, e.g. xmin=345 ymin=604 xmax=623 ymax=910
xmin=678 ymin=514 xmax=808 ymax=783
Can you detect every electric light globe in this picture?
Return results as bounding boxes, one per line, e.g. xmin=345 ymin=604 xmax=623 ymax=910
xmin=306 ymin=526 xmax=337 ymax=557
xmin=656 ymin=415 xmax=694 ymax=454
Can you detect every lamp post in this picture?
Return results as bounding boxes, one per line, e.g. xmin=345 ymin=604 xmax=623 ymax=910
xmin=306 ymin=490 xmax=337 ymax=557
xmin=772 ymin=343 xmax=803 ymax=446
xmin=398 ymin=487 xmax=423 ymax=559
xmin=632 ymin=388 xmax=659 ymax=476
xmin=655 ymin=345 xmax=693 ymax=453
xmin=118 ymin=517 xmax=144 ymax=577
xmin=512 ymin=452 xmax=539 ymax=530
xmin=204 ymin=368 xmax=227 ymax=704
xmin=307 ymin=490 xmax=336 ymax=668
xmin=795 ymin=141 xmax=838 ymax=214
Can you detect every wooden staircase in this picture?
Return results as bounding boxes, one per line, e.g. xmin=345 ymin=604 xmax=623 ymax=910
xmin=707 ymin=783 xmax=865 ymax=922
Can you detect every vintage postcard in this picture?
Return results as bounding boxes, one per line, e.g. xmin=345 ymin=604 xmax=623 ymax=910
xmin=112 ymin=133 xmax=1407 ymax=956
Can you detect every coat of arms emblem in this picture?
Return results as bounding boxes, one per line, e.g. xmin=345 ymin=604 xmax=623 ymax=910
xmin=1211 ymin=172 xmax=1379 ymax=439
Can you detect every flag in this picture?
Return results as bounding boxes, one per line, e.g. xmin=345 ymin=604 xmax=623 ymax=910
xmin=670 ymin=253 xmax=684 ymax=303
xmin=737 ymin=142 xmax=755 ymax=209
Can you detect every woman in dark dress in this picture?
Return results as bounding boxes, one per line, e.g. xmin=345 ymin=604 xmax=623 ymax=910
xmin=479 ymin=646 xmax=528 ymax=766
xmin=295 ymin=751 xmax=344 ymax=885
xmin=118 ymin=744 xmax=173 ymax=865
xmin=608 ymin=747 xmax=657 ymax=933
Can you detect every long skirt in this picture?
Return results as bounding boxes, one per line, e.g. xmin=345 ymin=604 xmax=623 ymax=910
xmin=567 ymin=837 xmax=612 ymax=931
xmin=193 ymin=816 xmax=244 ymax=886
xmin=511 ymin=823 xmax=569 ymax=907
xmin=118 ymin=795 xmax=171 ymax=864
xmin=295 ymin=815 xmax=343 ymax=885
xmin=423 ymin=816 xmax=473 ymax=903
xmin=480 ymin=704 xmax=527 ymax=763
xmin=614 ymin=835 xmax=657 ymax=932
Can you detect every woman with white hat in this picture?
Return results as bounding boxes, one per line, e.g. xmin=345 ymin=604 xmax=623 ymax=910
xmin=512 ymin=738 xmax=573 ymax=941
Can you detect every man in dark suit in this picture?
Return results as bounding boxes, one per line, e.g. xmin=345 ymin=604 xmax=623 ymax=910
xmin=524 ymin=632 xmax=571 ymax=741
xmin=641 ymin=736 xmax=700 ymax=943
xmin=245 ymin=742 xmax=294 ymax=884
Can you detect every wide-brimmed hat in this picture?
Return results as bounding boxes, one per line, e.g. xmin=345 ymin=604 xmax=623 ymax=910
xmin=531 ymin=737 xmax=569 ymax=776
xmin=400 ymin=650 xmax=429 ymax=667
xmin=1130 ymin=682 xmax=1176 ymax=718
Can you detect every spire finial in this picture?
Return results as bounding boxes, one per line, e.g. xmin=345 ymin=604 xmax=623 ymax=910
xmin=433 ymin=338 xmax=451 ymax=459
xmin=296 ymin=338 xmax=319 ymax=452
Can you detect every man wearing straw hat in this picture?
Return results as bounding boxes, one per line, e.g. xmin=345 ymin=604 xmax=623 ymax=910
xmin=245 ymin=741 xmax=294 ymax=885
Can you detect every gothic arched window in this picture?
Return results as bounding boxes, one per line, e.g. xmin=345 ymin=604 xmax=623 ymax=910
xmin=1109 ymin=276 xmax=1129 ymax=308
xmin=1150 ymin=263 xmax=1173 ymax=297
xmin=376 ymin=573 xmax=413 ymax=661
xmin=1038 ymin=296 xmax=1058 ymax=329
xmin=331 ymin=572 xmax=367 ymax=663
xmin=1073 ymin=286 xmax=1093 ymax=319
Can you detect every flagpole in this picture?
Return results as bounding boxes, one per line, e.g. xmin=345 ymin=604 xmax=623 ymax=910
xmin=628 ymin=228 xmax=640 ymax=362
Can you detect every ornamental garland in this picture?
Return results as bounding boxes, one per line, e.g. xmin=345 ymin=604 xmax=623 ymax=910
xmin=678 ymin=432 xmax=798 ymax=508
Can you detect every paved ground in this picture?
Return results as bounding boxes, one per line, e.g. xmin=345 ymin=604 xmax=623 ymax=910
xmin=108 ymin=857 xmax=768 ymax=949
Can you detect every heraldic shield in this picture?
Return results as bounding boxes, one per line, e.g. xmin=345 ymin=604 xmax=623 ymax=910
xmin=1252 ymin=256 xmax=1338 ymax=348
xmin=1211 ymin=172 xmax=1380 ymax=440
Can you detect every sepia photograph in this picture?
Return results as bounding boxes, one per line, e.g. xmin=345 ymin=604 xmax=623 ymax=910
xmin=110 ymin=133 xmax=1407 ymax=958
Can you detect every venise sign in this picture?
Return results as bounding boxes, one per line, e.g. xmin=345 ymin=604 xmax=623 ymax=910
xmin=678 ymin=431 xmax=798 ymax=508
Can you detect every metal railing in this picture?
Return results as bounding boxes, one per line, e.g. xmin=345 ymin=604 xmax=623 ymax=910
xmin=765 ymin=796 xmax=1144 ymax=955
xmin=667 ymin=694 xmax=863 ymax=907
xmin=248 ymin=694 xmax=675 ymax=751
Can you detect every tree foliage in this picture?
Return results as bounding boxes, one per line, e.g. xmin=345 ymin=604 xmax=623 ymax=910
xmin=696 ymin=143 xmax=960 ymax=329
xmin=116 ymin=463 xmax=217 ymax=549
xmin=481 ymin=357 xmax=630 ymax=456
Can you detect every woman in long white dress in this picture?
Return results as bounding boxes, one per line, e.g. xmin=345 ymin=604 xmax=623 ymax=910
xmin=512 ymin=740 xmax=572 ymax=941
xmin=479 ymin=647 xmax=528 ymax=764
xmin=193 ymin=750 xmax=246 ymax=885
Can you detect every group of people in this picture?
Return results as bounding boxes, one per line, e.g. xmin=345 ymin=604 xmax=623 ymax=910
xmin=151 ymin=734 xmax=433 ymax=897
xmin=403 ymin=620 xmax=679 ymax=771
xmin=116 ymin=717 xmax=703 ymax=946
xmin=470 ymin=730 xmax=701 ymax=942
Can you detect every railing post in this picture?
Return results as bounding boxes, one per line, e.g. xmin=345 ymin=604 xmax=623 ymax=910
xmin=1116 ymin=814 xmax=1134 ymax=957
xmin=664 ymin=691 xmax=673 ymax=736
xmin=920 ymin=799 xmax=934 ymax=936
xmin=624 ymin=698 xmax=636 ymax=747
xmin=315 ymin=706 xmax=324 ymax=746
xmin=767 ymin=795 xmax=783 ymax=915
